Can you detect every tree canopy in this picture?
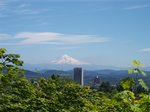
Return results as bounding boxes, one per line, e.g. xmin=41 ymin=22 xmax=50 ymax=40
xmin=0 ymin=48 xmax=150 ymax=112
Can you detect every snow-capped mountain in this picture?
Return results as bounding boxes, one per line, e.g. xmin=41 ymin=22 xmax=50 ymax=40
xmin=51 ymin=54 xmax=89 ymax=65
xmin=23 ymin=55 xmax=132 ymax=71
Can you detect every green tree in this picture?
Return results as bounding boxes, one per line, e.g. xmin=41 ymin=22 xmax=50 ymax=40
xmin=0 ymin=48 xmax=24 ymax=75
xmin=128 ymin=60 xmax=149 ymax=94
xmin=120 ymin=77 xmax=135 ymax=90
xmin=1 ymin=49 xmax=150 ymax=112
xmin=139 ymin=94 xmax=150 ymax=112
xmin=113 ymin=90 xmax=141 ymax=112
xmin=99 ymin=81 xmax=113 ymax=93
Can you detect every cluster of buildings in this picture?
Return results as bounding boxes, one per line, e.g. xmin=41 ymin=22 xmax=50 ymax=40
xmin=74 ymin=67 xmax=101 ymax=86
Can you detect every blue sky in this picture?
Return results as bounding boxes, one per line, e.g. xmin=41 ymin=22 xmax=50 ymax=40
xmin=0 ymin=0 xmax=150 ymax=68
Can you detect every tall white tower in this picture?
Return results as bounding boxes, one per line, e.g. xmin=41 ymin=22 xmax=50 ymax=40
xmin=74 ymin=67 xmax=84 ymax=86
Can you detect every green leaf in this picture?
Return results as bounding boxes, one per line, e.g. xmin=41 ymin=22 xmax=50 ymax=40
xmin=131 ymin=105 xmax=141 ymax=112
xmin=114 ymin=90 xmax=135 ymax=103
xmin=0 ymin=48 xmax=6 ymax=56
xmin=133 ymin=68 xmax=139 ymax=74
xmin=121 ymin=77 xmax=135 ymax=90
xmin=7 ymin=54 xmax=20 ymax=58
xmin=0 ymin=64 xmax=4 ymax=71
xmin=12 ymin=59 xmax=23 ymax=66
xmin=132 ymin=60 xmax=144 ymax=67
xmin=139 ymin=69 xmax=147 ymax=76
xmin=6 ymin=64 xmax=14 ymax=68
xmin=128 ymin=68 xmax=133 ymax=74
xmin=138 ymin=79 xmax=149 ymax=91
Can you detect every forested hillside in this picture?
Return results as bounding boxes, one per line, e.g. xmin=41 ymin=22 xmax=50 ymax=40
xmin=0 ymin=48 xmax=150 ymax=112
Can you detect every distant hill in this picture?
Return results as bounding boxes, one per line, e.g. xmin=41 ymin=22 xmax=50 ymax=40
xmin=24 ymin=69 xmax=150 ymax=87
xmin=24 ymin=70 xmax=42 ymax=79
xmin=23 ymin=63 xmax=125 ymax=71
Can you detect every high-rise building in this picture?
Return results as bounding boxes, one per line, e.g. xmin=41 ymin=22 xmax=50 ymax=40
xmin=74 ymin=67 xmax=84 ymax=86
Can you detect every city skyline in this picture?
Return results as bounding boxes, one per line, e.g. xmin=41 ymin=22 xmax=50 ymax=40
xmin=0 ymin=0 xmax=150 ymax=68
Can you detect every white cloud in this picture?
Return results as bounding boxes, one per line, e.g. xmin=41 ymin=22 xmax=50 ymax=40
xmin=15 ymin=32 xmax=63 ymax=44
xmin=139 ymin=48 xmax=150 ymax=52
xmin=124 ymin=5 xmax=148 ymax=10
xmin=0 ymin=32 xmax=109 ymax=45
xmin=13 ymin=9 xmax=42 ymax=15
xmin=13 ymin=3 xmax=49 ymax=15
xmin=51 ymin=54 xmax=89 ymax=65
xmin=0 ymin=1 xmax=48 ymax=17
xmin=0 ymin=43 xmax=21 ymax=45
xmin=0 ymin=0 xmax=7 ymax=12
xmin=17 ymin=3 xmax=30 ymax=9
xmin=0 ymin=34 xmax=11 ymax=38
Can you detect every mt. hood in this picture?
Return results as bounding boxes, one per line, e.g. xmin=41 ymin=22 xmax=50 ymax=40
xmin=51 ymin=54 xmax=89 ymax=65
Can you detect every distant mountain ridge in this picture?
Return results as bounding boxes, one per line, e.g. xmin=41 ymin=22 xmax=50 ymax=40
xmin=23 ymin=62 xmax=150 ymax=72
xmin=24 ymin=55 xmax=131 ymax=71
xmin=23 ymin=63 xmax=127 ymax=71
xmin=24 ymin=69 xmax=150 ymax=86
